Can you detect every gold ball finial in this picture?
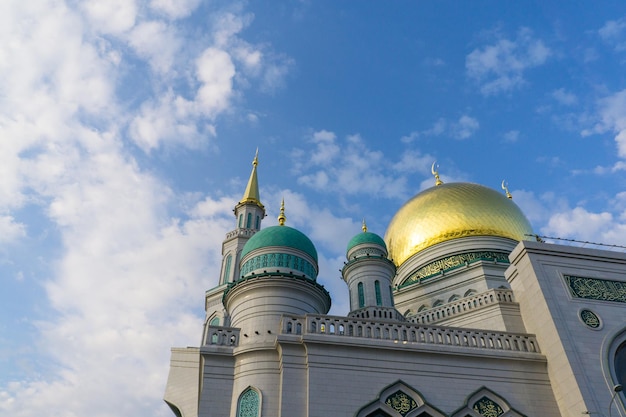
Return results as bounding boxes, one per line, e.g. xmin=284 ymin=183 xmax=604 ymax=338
xmin=431 ymin=162 xmax=443 ymax=186
xmin=278 ymin=198 xmax=286 ymax=226
xmin=362 ymin=218 xmax=368 ymax=233
xmin=501 ymin=180 xmax=512 ymax=199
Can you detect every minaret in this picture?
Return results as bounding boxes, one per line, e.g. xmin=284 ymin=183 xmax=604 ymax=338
xmin=342 ymin=220 xmax=403 ymax=321
xmin=219 ymin=150 xmax=266 ymax=286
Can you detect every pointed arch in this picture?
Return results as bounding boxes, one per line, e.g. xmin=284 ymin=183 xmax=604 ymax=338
xmin=464 ymin=289 xmax=477 ymax=297
xmin=601 ymin=324 xmax=626 ymax=411
xmin=222 ymin=254 xmax=233 ymax=284
xmin=236 ymin=386 xmax=261 ymax=417
xmin=356 ymin=381 xmax=446 ymax=417
xmin=450 ymin=387 xmax=526 ymax=417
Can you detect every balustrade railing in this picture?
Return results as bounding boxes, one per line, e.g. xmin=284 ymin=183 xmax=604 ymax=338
xmin=407 ymin=288 xmax=515 ymax=325
xmin=280 ymin=314 xmax=539 ymax=354
xmin=205 ymin=326 xmax=240 ymax=347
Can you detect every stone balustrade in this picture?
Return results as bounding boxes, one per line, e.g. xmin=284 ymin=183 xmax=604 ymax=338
xmin=206 ymin=326 xmax=240 ymax=346
xmin=281 ymin=314 xmax=540 ymax=354
xmin=407 ymin=288 xmax=515 ymax=325
xmin=225 ymin=228 xmax=256 ymax=240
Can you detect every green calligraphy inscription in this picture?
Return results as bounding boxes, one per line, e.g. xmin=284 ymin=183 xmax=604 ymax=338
xmin=401 ymin=251 xmax=510 ymax=287
xmin=384 ymin=391 xmax=417 ymax=416
xmin=564 ymin=275 xmax=626 ymax=303
xmin=473 ymin=397 xmax=504 ymax=417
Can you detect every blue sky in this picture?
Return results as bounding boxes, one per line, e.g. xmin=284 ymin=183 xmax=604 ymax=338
xmin=2 ymin=1 xmax=626 ymax=416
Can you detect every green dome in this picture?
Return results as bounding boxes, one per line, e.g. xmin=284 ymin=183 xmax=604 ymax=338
xmin=347 ymin=231 xmax=387 ymax=253
xmin=241 ymin=225 xmax=318 ymax=262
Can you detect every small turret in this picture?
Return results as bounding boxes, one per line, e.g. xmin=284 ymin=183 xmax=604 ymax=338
xmin=342 ymin=220 xmax=403 ymax=321
xmin=219 ymin=151 xmax=266 ymax=286
xmin=224 ymin=200 xmax=331 ymax=344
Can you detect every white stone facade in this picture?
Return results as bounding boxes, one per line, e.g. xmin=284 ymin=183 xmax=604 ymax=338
xmin=164 ymin=169 xmax=626 ymax=417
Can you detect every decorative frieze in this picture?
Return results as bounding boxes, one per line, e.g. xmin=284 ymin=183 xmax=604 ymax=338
xmin=564 ymin=275 xmax=626 ymax=303
xmin=401 ymin=251 xmax=510 ymax=287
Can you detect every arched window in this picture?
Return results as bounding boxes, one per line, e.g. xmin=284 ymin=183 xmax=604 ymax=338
xmin=616 ymin=340 xmax=626 ymax=387
xmin=237 ymin=387 xmax=261 ymax=417
xmin=222 ymin=254 xmax=232 ymax=283
xmin=255 ymin=215 xmax=260 ymax=229
xmin=238 ymin=214 xmax=243 ymax=227
xmin=246 ymin=213 xmax=252 ymax=228
xmin=358 ymin=282 xmax=365 ymax=308
xmin=375 ymin=280 xmax=382 ymax=306
xmin=209 ymin=317 xmax=220 ymax=326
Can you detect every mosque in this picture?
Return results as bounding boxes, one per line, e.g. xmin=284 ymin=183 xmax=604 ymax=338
xmin=164 ymin=154 xmax=626 ymax=417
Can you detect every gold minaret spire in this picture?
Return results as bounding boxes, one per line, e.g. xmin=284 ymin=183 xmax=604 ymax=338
xmin=278 ymin=198 xmax=286 ymax=226
xmin=431 ymin=162 xmax=443 ymax=186
xmin=240 ymin=149 xmax=263 ymax=207
xmin=362 ymin=218 xmax=368 ymax=233
xmin=501 ymin=180 xmax=512 ymax=199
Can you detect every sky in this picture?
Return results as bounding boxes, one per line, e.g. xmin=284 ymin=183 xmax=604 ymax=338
xmin=2 ymin=1 xmax=626 ymax=416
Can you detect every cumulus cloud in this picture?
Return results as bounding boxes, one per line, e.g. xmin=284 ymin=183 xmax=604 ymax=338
xmin=582 ymin=89 xmax=626 ymax=158
xmin=0 ymin=216 xmax=26 ymax=243
xmin=599 ymin=17 xmax=626 ymax=51
xmin=503 ymin=130 xmax=520 ymax=143
xmin=451 ymin=115 xmax=480 ymax=139
xmin=293 ymin=130 xmax=437 ymax=200
xmin=401 ymin=115 xmax=478 ymax=143
xmin=551 ymin=88 xmax=578 ymax=106
xmin=82 ymin=0 xmax=138 ymax=35
xmin=0 ymin=1 xmax=293 ymax=416
xmin=127 ymin=21 xmax=182 ymax=74
xmin=466 ymin=28 xmax=551 ymax=96
xmin=544 ymin=207 xmax=616 ymax=242
xmin=150 ymin=0 xmax=201 ymax=19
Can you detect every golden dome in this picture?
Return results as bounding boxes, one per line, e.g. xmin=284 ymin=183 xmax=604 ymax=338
xmin=384 ymin=182 xmax=533 ymax=266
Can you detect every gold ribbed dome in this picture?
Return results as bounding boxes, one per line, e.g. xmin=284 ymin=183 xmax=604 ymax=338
xmin=384 ymin=183 xmax=533 ymax=266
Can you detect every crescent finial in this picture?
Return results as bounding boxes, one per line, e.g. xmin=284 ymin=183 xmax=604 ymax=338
xmin=431 ymin=161 xmax=443 ymax=186
xmin=362 ymin=218 xmax=367 ymax=233
xmin=501 ymin=180 xmax=512 ymax=199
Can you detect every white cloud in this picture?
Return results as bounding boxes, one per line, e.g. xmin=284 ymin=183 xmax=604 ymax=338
xmin=0 ymin=216 xmax=26 ymax=243
xmin=551 ymin=88 xmax=578 ymax=106
xmin=401 ymin=115 xmax=478 ymax=143
xmin=543 ymin=207 xmax=615 ymax=242
xmin=0 ymin=1 xmax=293 ymax=416
xmin=503 ymin=130 xmax=520 ymax=143
xmin=195 ymin=47 xmax=236 ymax=116
xmin=294 ymin=130 xmax=436 ymax=199
xmin=451 ymin=115 xmax=480 ymax=139
xmin=583 ymin=89 xmax=626 ymax=158
xmin=82 ymin=0 xmax=138 ymax=35
xmin=599 ymin=17 xmax=626 ymax=51
xmin=127 ymin=21 xmax=182 ymax=75
xmin=150 ymin=0 xmax=201 ymax=19
xmin=466 ymin=28 xmax=551 ymax=96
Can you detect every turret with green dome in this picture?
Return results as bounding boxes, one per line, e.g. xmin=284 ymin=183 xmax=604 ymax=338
xmin=342 ymin=220 xmax=402 ymax=320
xmin=239 ymin=199 xmax=319 ymax=280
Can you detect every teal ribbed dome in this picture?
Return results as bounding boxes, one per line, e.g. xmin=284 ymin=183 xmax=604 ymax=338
xmin=241 ymin=225 xmax=318 ymax=262
xmin=347 ymin=231 xmax=387 ymax=253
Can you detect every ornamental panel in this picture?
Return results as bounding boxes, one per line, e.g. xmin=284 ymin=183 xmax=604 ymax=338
xmin=384 ymin=390 xmax=417 ymax=416
xmin=402 ymin=251 xmax=510 ymax=287
xmin=472 ymin=396 xmax=504 ymax=417
xmin=564 ymin=275 xmax=626 ymax=303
